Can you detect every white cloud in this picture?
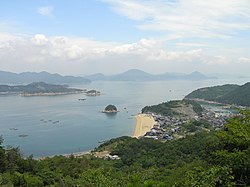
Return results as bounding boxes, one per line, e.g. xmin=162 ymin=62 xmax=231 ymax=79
xmin=0 ymin=32 xmax=24 ymax=42
xmin=0 ymin=33 xmax=206 ymax=66
xmin=175 ymin=43 xmax=208 ymax=47
xmin=238 ymin=57 xmax=250 ymax=63
xmin=37 ymin=6 xmax=54 ymax=17
xmin=65 ymin=45 xmax=84 ymax=60
xmin=104 ymin=0 xmax=250 ymax=39
xmin=0 ymin=32 xmax=249 ymax=75
xmin=105 ymin=38 xmax=159 ymax=55
xmin=205 ymin=56 xmax=229 ymax=65
xmin=31 ymin=34 xmax=49 ymax=45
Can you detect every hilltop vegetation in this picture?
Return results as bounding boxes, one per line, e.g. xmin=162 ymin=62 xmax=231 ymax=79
xmin=185 ymin=84 xmax=239 ymax=101
xmin=1 ymin=111 xmax=249 ymax=186
xmin=141 ymin=99 xmax=203 ymax=117
xmin=185 ymin=82 xmax=250 ymax=107
xmin=216 ymin=82 xmax=250 ymax=106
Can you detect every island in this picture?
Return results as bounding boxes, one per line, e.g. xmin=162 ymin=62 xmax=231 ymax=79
xmin=0 ymin=82 xmax=85 ymax=96
xmin=102 ymin=104 xmax=118 ymax=113
xmin=85 ymin=90 xmax=101 ymax=96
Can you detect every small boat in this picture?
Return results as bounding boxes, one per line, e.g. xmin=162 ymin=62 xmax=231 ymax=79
xmin=78 ymin=98 xmax=86 ymax=101
xmin=52 ymin=120 xmax=59 ymax=124
xmin=19 ymin=134 xmax=28 ymax=138
xmin=9 ymin=128 xmax=18 ymax=131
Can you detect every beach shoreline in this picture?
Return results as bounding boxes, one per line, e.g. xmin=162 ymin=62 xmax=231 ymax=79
xmin=133 ymin=113 xmax=156 ymax=138
xmin=37 ymin=113 xmax=156 ymax=160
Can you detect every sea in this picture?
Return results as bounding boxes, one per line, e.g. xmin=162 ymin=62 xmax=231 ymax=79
xmin=0 ymin=79 xmax=248 ymax=158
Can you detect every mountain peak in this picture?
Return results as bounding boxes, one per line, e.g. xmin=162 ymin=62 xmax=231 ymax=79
xmin=121 ymin=69 xmax=150 ymax=75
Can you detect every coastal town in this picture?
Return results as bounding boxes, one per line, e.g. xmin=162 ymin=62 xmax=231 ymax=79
xmin=136 ymin=101 xmax=240 ymax=141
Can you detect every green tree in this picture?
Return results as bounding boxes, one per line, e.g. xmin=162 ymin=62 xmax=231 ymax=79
xmin=212 ymin=110 xmax=250 ymax=185
xmin=0 ymin=136 xmax=6 ymax=173
xmin=176 ymin=166 xmax=234 ymax=187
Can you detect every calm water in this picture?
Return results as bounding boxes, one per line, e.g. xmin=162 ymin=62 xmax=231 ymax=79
xmin=0 ymin=79 xmax=248 ymax=157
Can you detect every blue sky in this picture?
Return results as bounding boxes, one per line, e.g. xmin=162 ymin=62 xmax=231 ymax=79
xmin=0 ymin=0 xmax=152 ymax=41
xmin=1 ymin=0 xmax=250 ymax=76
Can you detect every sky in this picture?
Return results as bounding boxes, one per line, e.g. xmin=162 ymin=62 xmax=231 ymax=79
xmin=1 ymin=0 xmax=250 ymax=76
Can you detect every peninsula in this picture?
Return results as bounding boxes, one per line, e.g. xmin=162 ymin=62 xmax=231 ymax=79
xmin=185 ymin=82 xmax=250 ymax=107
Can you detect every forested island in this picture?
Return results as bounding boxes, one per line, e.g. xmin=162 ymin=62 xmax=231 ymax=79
xmin=0 ymin=82 xmax=84 ymax=96
xmin=102 ymin=104 xmax=118 ymax=113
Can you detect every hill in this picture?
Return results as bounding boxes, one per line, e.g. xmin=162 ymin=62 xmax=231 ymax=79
xmin=84 ymin=73 xmax=106 ymax=81
xmin=141 ymin=99 xmax=203 ymax=117
xmin=109 ymin=69 xmax=153 ymax=81
xmin=0 ymin=82 xmax=83 ymax=95
xmin=216 ymin=82 xmax=250 ymax=106
xmin=0 ymin=70 xmax=91 ymax=84
xmin=185 ymin=82 xmax=250 ymax=106
xmin=185 ymin=84 xmax=239 ymax=101
xmin=85 ymin=69 xmax=216 ymax=81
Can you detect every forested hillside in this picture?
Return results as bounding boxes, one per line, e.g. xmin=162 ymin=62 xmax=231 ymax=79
xmin=185 ymin=84 xmax=239 ymax=101
xmin=141 ymin=99 xmax=203 ymax=117
xmin=0 ymin=110 xmax=249 ymax=186
xmin=216 ymin=82 xmax=250 ymax=106
xmin=185 ymin=82 xmax=250 ymax=107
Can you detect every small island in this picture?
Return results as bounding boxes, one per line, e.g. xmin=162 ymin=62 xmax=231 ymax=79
xmin=102 ymin=104 xmax=118 ymax=113
xmin=85 ymin=90 xmax=101 ymax=96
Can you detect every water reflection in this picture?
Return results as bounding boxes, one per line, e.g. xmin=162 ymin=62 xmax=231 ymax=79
xmin=104 ymin=112 xmax=117 ymax=119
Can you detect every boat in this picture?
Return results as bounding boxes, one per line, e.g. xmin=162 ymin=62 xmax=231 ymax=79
xmin=19 ymin=134 xmax=28 ymax=138
xmin=9 ymin=128 xmax=18 ymax=130
xmin=78 ymin=98 xmax=86 ymax=101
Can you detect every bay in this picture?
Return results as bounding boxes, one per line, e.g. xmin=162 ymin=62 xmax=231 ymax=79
xmin=0 ymin=79 xmax=248 ymax=158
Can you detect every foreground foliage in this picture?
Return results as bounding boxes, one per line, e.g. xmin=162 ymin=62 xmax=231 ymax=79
xmin=0 ymin=111 xmax=250 ymax=186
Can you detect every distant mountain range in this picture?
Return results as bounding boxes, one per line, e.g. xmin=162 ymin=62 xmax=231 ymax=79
xmin=0 ymin=82 xmax=83 ymax=95
xmin=185 ymin=82 xmax=250 ymax=107
xmin=85 ymin=69 xmax=217 ymax=81
xmin=0 ymin=71 xmax=91 ymax=84
xmin=0 ymin=69 xmax=216 ymax=84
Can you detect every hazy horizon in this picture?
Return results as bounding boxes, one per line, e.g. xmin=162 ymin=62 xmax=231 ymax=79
xmin=1 ymin=1 xmax=250 ymax=76
xmin=0 ymin=68 xmax=248 ymax=79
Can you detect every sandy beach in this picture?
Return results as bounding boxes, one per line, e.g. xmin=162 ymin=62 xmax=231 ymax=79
xmin=133 ymin=114 xmax=156 ymax=138
xmin=38 ymin=114 xmax=156 ymax=159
